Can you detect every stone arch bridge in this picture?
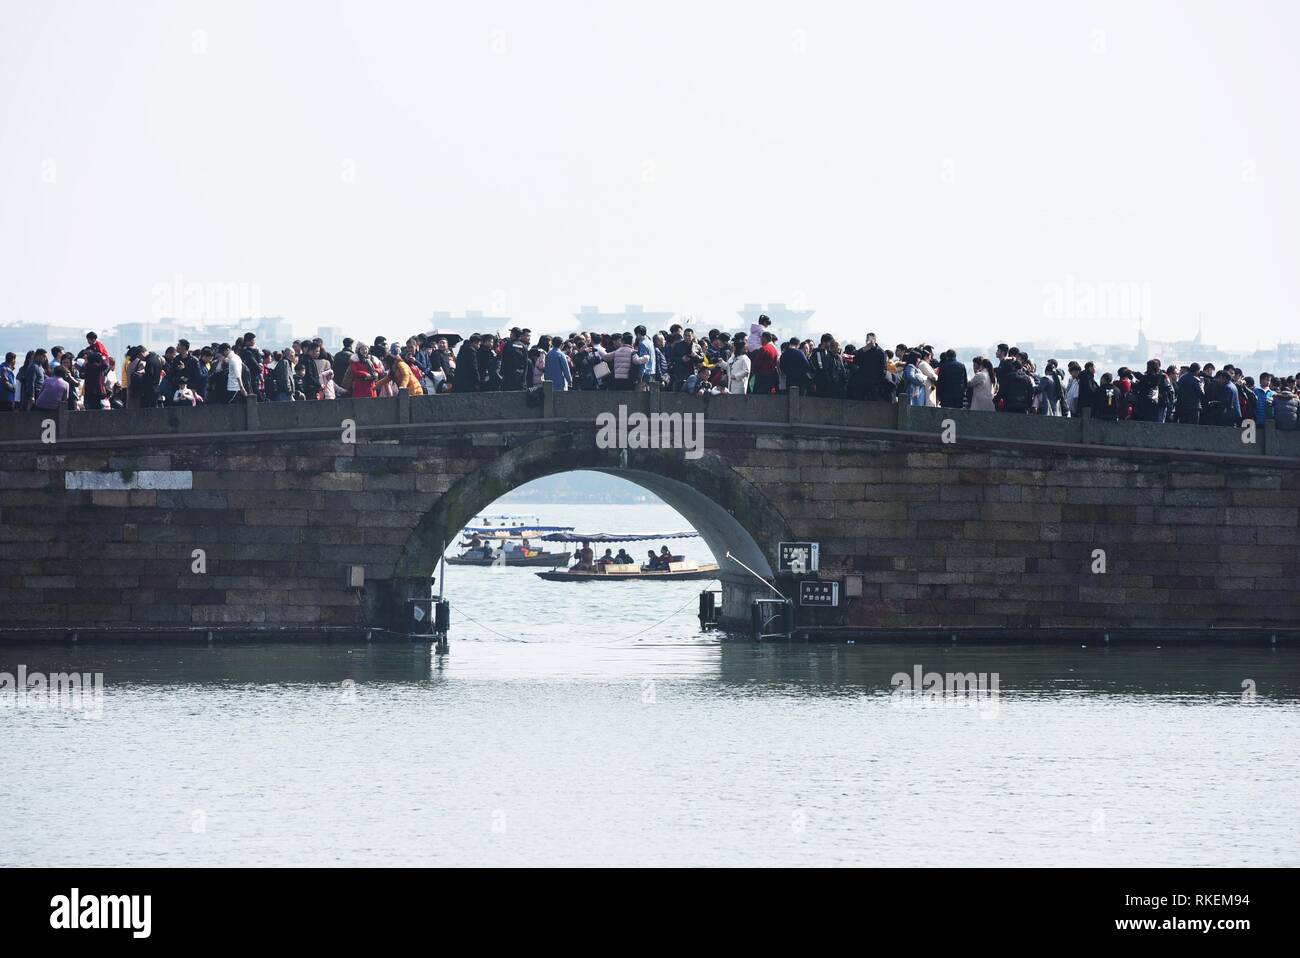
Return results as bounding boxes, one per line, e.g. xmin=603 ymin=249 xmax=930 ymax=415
xmin=2 ymin=387 xmax=1299 ymax=641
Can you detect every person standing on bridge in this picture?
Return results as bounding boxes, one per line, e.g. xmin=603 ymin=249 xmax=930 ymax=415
xmin=915 ymin=347 xmax=939 ymax=406
xmin=1212 ymin=370 xmax=1242 ymax=427
xmin=726 ymin=333 xmax=750 ymax=395
xmin=902 ymin=352 xmax=929 ymax=406
xmin=936 ymin=349 xmax=968 ymax=409
xmin=500 ymin=328 xmax=530 ymax=391
xmin=544 ymin=336 xmax=572 ymax=391
xmin=238 ymin=334 xmax=263 ymax=401
xmin=634 ymin=324 xmax=656 ymax=391
xmin=297 ymin=342 xmax=322 ymax=400
xmin=1133 ymin=359 xmax=1169 ymax=423
xmin=848 ymin=333 xmax=890 ymax=402
xmin=746 ymin=313 xmax=772 ymax=357
xmin=454 ymin=334 xmax=482 ymax=392
xmin=968 ymin=358 xmax=996 ymax=411
xmin=750 ymin=332 xmax=780 ymax=395
xmin=349 ymin=343 xmax=380 ymax=399
xmin=781 ymin=336 xmax=814 ymax=395
xmin=333 ymin=338 xmax=355 ymax=385
xmin=0 ymin=352 xmax=17 ymax=412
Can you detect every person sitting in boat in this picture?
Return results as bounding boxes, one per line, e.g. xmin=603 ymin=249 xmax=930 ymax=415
xmin=613 ymin=548 xmax=634 ymax=565
xmin=468 ymin=534 xmax=483 ymax=552
xmin=598 ymin=548 xmax=615 ymax=568
xmin=646 ymin=549 xmax=660 ymax=571
xmin=575 ymin=541 xmax=594 ymax=571
xmin=658 ymin=545 xmax=675 ymax=567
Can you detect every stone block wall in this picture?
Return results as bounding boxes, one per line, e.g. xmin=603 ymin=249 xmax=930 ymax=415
xmin=2 ymin=391 xmax=1298 ymax=637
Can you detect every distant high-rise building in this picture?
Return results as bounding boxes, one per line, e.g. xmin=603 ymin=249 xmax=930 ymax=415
xmin=427 ymin=310 xmax=512 ymax=336
xmin=737 ymin=303 xmax=817 ymax=342
xmin=0 ymin=322 xmax=91 ymax=361
xmin=315 ymin=326 xmax=347 ymax=347
xmin=573 ymin=304 xmax=676 ymax=331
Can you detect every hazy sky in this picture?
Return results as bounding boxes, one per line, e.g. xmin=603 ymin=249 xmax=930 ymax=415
xmin=2 ymin=0 xmax=1297 ymax=348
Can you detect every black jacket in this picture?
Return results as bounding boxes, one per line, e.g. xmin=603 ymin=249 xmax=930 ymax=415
xmin=936 ymin=359 xmax=969 ymax=408
xmin=479 ymin=345 xmax=501 ymax=391
xmin=133 ymin=353 xmax=164 ymax=399
xmin=1075 ymin=370 xmax=1099 ymax=414
xmin=500 ymin=340 xmax=529 ymax=390
xmin=780 ymin=348 xmax=814 ymax=393
xmin=299 ymin=354 xmax=321 ymax=395
xmin=239 ymin=346 xmax=262 ymax=394
xmin=995 ymin=357 xmax=1018 ymax=389
xmin=1091 ymin=382 xmax=1121 ymax=420
xmin=999 ymin=367 xmax=1032 ymax=412
xmin=1133 ymin=371 xmax=1169 ymax=422
xmin=332 ymin=349 xmax=354 ymax=382
xmin=811 ymin=349 xmax=848 ymax=399
xmin=848 ymin=344 xmax=889 ymax=400
xmin=454 ymin=342 xmax=481 ymax=392
xmin=1176 ymin=372 xmax=1204 ymax=418
xmin=268 ymin=359 xmax=293 ymax=399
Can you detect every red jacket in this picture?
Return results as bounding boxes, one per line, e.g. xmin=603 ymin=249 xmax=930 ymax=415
xmin=752 ymin=342 xmax=779 ymax=376
xmin=350 ymin=359 xmax=378 ymax=398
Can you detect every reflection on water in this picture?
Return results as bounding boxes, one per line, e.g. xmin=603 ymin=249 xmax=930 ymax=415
xmin=2 ymin=638 xmax=1297 ymax=868
xmin=3 ymin=506 xmax=1297 ymax=867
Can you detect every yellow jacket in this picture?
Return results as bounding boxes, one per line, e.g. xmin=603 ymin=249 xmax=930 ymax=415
xmin=392 ymin=358 xmax=423 ymax=396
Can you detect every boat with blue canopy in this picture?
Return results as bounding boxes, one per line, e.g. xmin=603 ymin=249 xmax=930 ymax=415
xmin=448 ymin=515 xmax=574 ymax=567
xmin=533 ymin=531 xmax=720 ymax=582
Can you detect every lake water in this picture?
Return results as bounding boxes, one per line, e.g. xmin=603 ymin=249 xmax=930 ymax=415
xmin=2 ymin=503 xmax=1297 ymax=867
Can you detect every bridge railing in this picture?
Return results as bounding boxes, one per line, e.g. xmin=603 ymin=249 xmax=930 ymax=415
xmin=0 ymin=386 xmax=1293 ymax=461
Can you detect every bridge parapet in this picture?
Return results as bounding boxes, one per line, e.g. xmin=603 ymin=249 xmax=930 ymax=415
xmin=0 ymin=391 xmax=1292 ymax=464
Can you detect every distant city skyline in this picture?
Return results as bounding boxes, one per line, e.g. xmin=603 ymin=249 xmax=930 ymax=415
xmin=2 ymin=1 xmax=1297 ymax=353
xmin=4 ymin=306 xmax=1299 ymax=377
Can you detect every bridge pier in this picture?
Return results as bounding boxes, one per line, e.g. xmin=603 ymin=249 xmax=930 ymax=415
xmin=361 ymin=576 xmax=434 ymax=638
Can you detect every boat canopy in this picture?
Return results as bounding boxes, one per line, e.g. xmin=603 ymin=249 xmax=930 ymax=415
xmin=463 ymin=524 xmax=574 ymax=536
xmin=540 ymin=531 xmax=699 ymax=544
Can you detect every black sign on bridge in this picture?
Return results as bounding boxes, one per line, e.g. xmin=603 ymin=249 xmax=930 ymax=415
xmin=799 ymin=580 xmax=840 ymax=607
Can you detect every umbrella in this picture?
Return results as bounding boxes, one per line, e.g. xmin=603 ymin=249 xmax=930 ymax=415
xmin=423 ymin=329 xmax=463 ymax=347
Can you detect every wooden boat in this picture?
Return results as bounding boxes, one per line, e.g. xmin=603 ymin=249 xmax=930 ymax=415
xmin=533 ymin=530 xmax=718 ymax=582
xmin=448 ymin=549 xmax=571 ymax=567
xmin=448 ymin=515 xmax=573 ymax=566
xmin=536 ymin=560 xmax=720 ymax=582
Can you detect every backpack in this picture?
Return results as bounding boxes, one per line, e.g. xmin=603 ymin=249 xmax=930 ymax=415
xmin=339 ymin=362 xmax=355 ymax=393
xmin=1276 ymin=395 xmax=1299 ymax=430
xmin=1098 ymin=384 xmax=1119 ymax=419
xmin=1241 ymin=385 xmax=1258 ymax=422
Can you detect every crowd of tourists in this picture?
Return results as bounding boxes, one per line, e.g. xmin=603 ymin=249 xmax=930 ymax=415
xmin=2 ymin=317 xmax=1297 ymax=428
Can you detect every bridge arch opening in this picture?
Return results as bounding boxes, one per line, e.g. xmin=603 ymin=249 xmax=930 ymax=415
xmin=387 ymin=433 xmax=792 ymax=630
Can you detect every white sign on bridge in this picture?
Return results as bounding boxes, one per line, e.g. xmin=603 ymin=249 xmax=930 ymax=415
xmin=779 ymin=541 xmax=819 ymax=574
